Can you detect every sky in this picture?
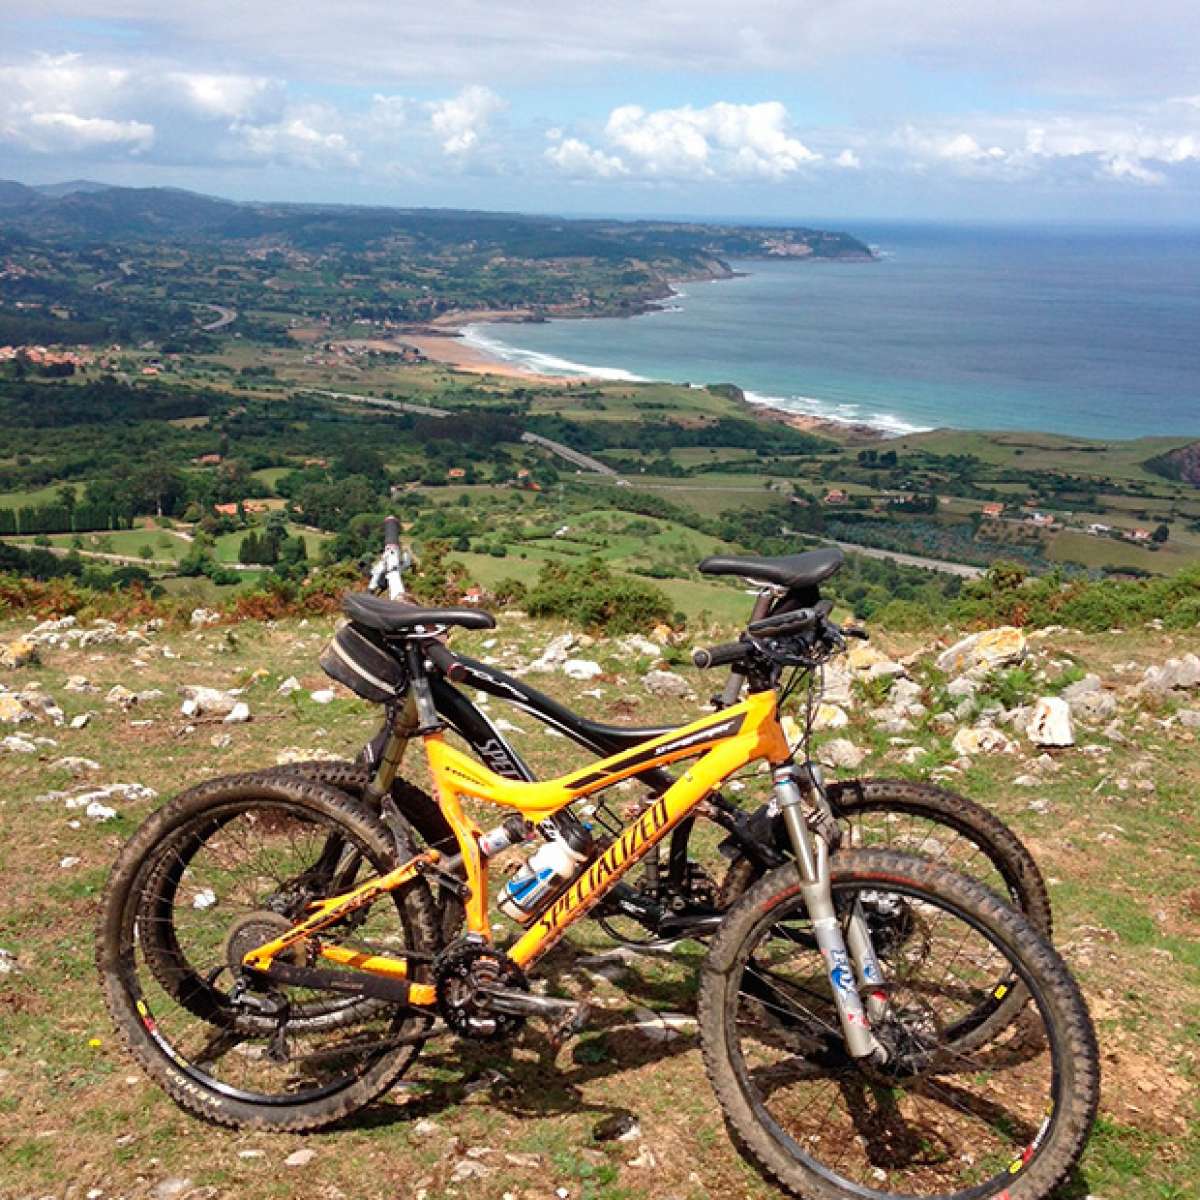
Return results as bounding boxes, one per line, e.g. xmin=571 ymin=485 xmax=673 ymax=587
xmin=1 ymin=2 xmax=1199 ymax=223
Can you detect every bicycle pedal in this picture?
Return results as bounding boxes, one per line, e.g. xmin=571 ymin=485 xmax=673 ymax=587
xmin=547 ymin=1001 xmax=591 ymax=1049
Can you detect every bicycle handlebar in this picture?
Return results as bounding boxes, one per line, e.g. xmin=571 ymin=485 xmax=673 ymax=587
xmin=692 ymin=641 xmax=753 ymax=670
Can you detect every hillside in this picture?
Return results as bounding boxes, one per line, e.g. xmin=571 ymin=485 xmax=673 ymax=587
xmin=1 ymin=602 xmax=1197 ymax=1199
xmin=1145 ymin=439 xmax=1200 ymax=487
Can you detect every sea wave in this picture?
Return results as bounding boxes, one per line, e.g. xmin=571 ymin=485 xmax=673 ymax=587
xmin=462 ymin=324 xmax=929 ymax=437
xmin=742 ymin=390 xmax=930 ymax=437
xmin=460 ymin=325 xmax=648 ymax=381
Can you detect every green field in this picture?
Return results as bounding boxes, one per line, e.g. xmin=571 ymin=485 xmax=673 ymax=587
xmin=212 ymin=522 xmax=332 ymax=563
xmin=0 ymin=482 xmax=77 ymax=510
xmin=0 ymin=527 xmax=191 ymax=563
xmin=890 ymin=428 xmax=1194 ymax=487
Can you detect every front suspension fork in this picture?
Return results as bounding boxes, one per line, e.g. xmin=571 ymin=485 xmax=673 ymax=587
xmin=772 ymin=766 xmax=888 ymax=1062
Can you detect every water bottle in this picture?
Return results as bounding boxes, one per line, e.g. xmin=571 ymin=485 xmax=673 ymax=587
xmin=478 ymin=815 xmax=535 ymax=858
xmin=497 ymin=812 xmax=594 ymax=924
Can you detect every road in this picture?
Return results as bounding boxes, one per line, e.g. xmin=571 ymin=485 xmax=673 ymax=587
xmin=6 ymin=542 xmax=259 ymax=571
xmin=819 ymin=538 xmax=985 ymax=579
xmin=314 ymin=390 xmax=449 ymax=419
xmin=519 ymin=432 xmax=615 ymax=476
xmin=199 ymin=304 xmax=237 ymax=332
xmin=317 ymin=391 xmax=616 ymax=476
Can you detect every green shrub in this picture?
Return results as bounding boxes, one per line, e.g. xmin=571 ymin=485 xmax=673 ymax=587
xmin=526 ymin=558 xmax=671 ymax=634
xmin=491 ymin=577 xmax=528 ymax=606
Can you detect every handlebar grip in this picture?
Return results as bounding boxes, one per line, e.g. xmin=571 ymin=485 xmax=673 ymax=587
xmin=692 ymin=641 xmax=751 ymax=669
xmin=383 ymin=515 xmax=400 ymax=549
xmin=422 ymin=639 xmax=467 ymax=682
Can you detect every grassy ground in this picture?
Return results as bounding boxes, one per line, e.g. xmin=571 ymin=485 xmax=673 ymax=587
xmin=0 ymin=608 xmax=1197 ymax=1200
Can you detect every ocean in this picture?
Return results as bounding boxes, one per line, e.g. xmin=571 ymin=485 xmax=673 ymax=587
xmin=462 ymin=223 xmax=1200 ymax=440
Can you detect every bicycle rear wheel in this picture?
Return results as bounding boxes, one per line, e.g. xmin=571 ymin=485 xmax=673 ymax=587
xmin=699 ymin=851 xmax=1098 ymax=1200
xmin=97 ymin=774 xmax=439 ymax=1131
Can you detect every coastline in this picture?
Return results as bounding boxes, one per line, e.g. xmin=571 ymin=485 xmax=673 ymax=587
xmin=397 ymin=312 xmax=893 ymax=442
xmin=395 ymin=259 xmax=902 ymax=441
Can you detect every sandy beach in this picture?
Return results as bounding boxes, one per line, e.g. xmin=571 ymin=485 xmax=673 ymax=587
xmin=399 ymin=329 xmax=564 ymax=382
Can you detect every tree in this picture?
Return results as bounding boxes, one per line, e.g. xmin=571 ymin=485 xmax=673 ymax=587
xmin=1152 ymin=523 xmax=1170 ymax=544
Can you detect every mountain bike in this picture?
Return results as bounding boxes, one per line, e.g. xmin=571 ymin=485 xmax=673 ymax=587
xmin=277 ymin=521 xmax=1053 ymax=954
xmin=98 ymin=564 xmax=1098 ymax=1200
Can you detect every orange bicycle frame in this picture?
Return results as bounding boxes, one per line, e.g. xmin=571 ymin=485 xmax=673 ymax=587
xmin=243 ymin=688 xmax=790 ymax=1002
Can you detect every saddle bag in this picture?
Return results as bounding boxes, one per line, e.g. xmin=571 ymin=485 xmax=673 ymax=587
xmin=318 ymin=621 xmax=408 ymax=704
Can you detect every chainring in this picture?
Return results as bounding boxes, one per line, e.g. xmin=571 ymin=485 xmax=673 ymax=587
xmin=434 ymin=941 xmax=527 ymax=1041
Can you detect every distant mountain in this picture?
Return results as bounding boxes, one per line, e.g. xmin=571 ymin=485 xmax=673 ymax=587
xmin=0 ymin=179 xmax=875 ymax=261
xmin=0 ymin=181 xmax=42 ymax=211
xmin=32 ymin=180 xmax=113 ymax=198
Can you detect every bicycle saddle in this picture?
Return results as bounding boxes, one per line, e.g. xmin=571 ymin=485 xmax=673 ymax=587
xmin=697 ymin=547 xmax=843 ymax=590
xmin=342 ymin=592 xmax=496 ymax=634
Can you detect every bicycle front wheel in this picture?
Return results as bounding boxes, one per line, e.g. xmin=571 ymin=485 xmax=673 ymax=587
xmin=699 ymin=851 xmax=1098 ymax=1200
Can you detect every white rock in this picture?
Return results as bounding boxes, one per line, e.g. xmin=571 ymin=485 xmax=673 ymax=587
xmin=951 ymin=726 xmax=1015 ymax=756
xmin=309 ymin=689 xmax=335 ymax=705
xmin=562 ymin=658 xmax=603 ymax=681
xmin=1139 ymin=654 xmax=1200 ymax=694
xmin=528 ymin=633 xmax=577 ymax=673
xmin=223 ymin=701 xmax=251 ymax=724
xmin=619 ymin=634 xmax=662 ymax=658
xmin=179 ymin=685 xmax=238 ymax=717
xmin=813 ymin=703 xmax=849 ymax=731
xmin=189 ymin=607 xmax=221 ymax=628
xmin=0 ymin=637 xmax=39 ymax=669
xmin=937 ymin=627 xmax=1027 ymax=675
xmin=820 ymin=661 xmax=854 ymax=706
xmin=641 ymin=669 xmax=694 ymax=700
xmin=0 ymin=948 xmax=18 ymax=975
xmin=822 ymin=738 xmax=866 ymax=770
xmin=70 ymin=713 xmax=91 ymax=729
xmin=64 ymin=675 xmax=96 ymax=693
xmin=277 ymin=676 xmax=301 ymax=697
xmin=150 ymin=1178 xmax=193 ymax=1200
xmin=1061 ymin=673 xmax=1102 ymax=700
xmin=191 ymin=888 xmax=217 ymax=910
xmin=890 ymin=678 xmax=924 ymax=707
xmin=1176 ymin=709 xmax=1200 ymax=729
xmin=59 ymin=856 xmax=81 ymax=869
xmin=494 ymin=718 xmax=526 ymax=735
xmin=1 ymin=734 xmax=38 ymax=754
xmin=283 ymin=1148 xmax=316 ymax=1167
xmin=86 ymin=800 xmax=118 ymax=821
xmin=50 ymin=756 xmax=100 ymax=774
xmin=1027 ymin=697 xmax=1074 ymax=748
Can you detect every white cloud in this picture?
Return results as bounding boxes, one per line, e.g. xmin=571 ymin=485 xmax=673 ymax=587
xmin=234 ymin=109 xmax=359 ymax=169
xmin=24 ymin=110 xmax=154 ymax=152
xmin=10 ymin=2 xmax=1200 ymax=100
xmin=835 ymin=148 xmax=861 ymax=169
xmin=548 ymin=100 xmax=819 ymax=182
xmin=427 ymin=85 xmax=505 ymax=156
xmin=169 ymin=72 xmax=276 ymax=120
xmin=892 ymin=105 xmax=1200 ymax=185
xmin=544 ymin=134 xmax=627 ymax=178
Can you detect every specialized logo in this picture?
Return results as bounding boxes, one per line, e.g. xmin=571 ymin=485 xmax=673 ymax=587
xmin=535 ymin=793 xmax=673 ymax=935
